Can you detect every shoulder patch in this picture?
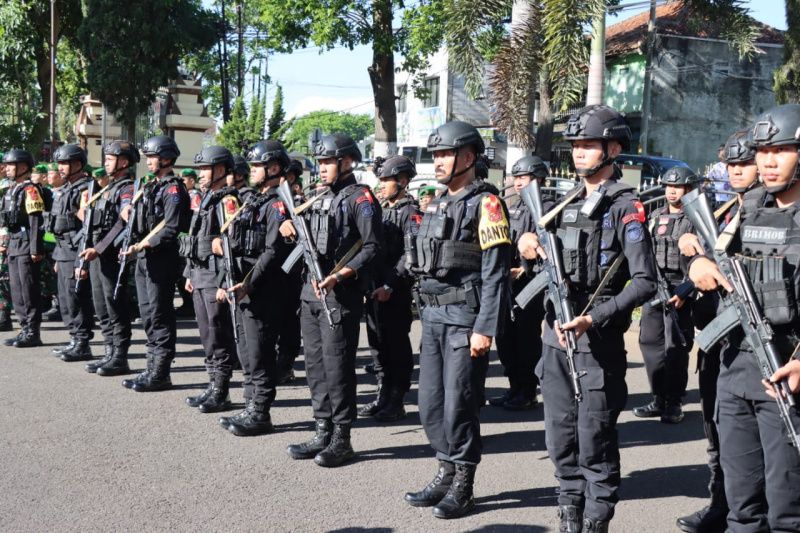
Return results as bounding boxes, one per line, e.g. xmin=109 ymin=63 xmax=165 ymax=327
xmin=622 ymin=200 xmax=646 ymax=225
xmin=625 ymin=221 xmax=645 ymax=243
xmin=223 ymin=196 xmax=239 ymax=219
xmin=356 ymin=189 xmax=375 ymax=204
xmin=24 ymin=186 xmax=44 ymax=213
xmin=478 ymin=195 xmax=511 ymax=250
xmin=272 ymin=200 xmax=287 ymax=220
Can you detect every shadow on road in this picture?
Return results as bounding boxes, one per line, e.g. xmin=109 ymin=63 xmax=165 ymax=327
xmin=621 ymin=463 xmax=709 ymax=500
xmin=618 ymin=417 xmax=704 ymax=448
xmin=475 ymin=486 xmax=559 ymax=512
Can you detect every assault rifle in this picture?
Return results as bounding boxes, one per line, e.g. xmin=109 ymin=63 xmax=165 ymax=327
xmin=75 ymin=179 xmax=97 ymax=292
xmin=649 ymin=268 xmax=688 ymax=348
xmin=277 ymin=180 xmax=336 ymax=328
xmin=682 ymin=188 xmax=800 ymax=454
xmin=517 ymin=180 xmax=585 ymax=402
xmin=113 ymin=176 xmax=143 ymax=301
xmin=216 ymin=201 xmax=241 ymax=345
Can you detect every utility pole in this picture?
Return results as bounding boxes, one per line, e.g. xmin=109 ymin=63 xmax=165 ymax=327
xmin=237 ymin=0 xmax=244 ymax=97
xmin=49 ymin=0 xmax=57 ymax=160
xmin=639 ymin=0 xmax=658 ymax=154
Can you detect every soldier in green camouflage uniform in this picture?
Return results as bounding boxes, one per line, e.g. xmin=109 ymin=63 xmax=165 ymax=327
xmin=40 ymin=162 xmax=60 ymax=321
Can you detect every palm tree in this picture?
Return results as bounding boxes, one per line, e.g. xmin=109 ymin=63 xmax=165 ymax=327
xmin=443 ymin=0 xmax=759 ymax=157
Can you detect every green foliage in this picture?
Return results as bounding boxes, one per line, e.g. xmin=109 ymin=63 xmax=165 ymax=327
xmin=682 ymin=0 xmax=760 ymax=59
xmin=281 ymin=110 xmax=374 ymax=153
xmin=249 ymin=94 xmax=266 ymax=142
xmin=78 ymin=0 xmax=218 ymax=133
xmin=775 ymin=0 xmax=800 ymax=103
xmin=216 ymin=97 xmax=252 ymax=153
xmin=267 ymin=84 xmax=286 ymax=137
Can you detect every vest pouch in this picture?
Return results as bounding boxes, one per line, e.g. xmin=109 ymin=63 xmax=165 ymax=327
xmin=746 ymin=254 xmax=797 ymax=327
xmin=178 ymin=234 xmax=196 ymax=259
xmin=196 ymin=236 xmax=214 ymax=261
xmin=244 ymin=229 xmax=266 ymax=256
xmin=559 ymin=226 xmax=587 ymax=285
xmin=437 ymin=241 xmax=482 ymax=272
xmin=53 ymin=214 xmax=78 ymax=234
xmin=432 ymin=212 xmax=451 ymax=240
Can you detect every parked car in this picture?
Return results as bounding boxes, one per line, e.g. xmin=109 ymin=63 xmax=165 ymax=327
xmin=615 ymin=154 xmax=691 ymax=190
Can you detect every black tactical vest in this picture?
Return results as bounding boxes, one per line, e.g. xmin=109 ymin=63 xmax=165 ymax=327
xmin=309 ymin=183 xmax=366 ymax=258
xmin=49 ymin=177 xmax=88 ymax=236
xmin=135 ymin=175 xmax=190 ymax=235
xmin=179 ymin=187 xmax=236 ymax=263
xmin=91 ymin=177 xmax=133 ymax=239
xmin=0 ymin=181 xmax=35 ymax=230
xmin=229 ymin=189 xmax=271 ymax=258
xmin=736 ymin=190 xmax=800 ymax=330
xmin=649 ymin=206 xmax=692 ymax=282
xmin=381 ymin=196 xmax=416 ymax=264
xmin=414 ymin=183 xmax=494 ymax=277
xmin=557 ymin=181 xmax=636 ymax=294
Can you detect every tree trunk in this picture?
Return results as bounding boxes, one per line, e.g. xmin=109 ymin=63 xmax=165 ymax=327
xmin=368 ymin=0 xmax=397 ymax=159
xmin=505 ymin=0 xmax=536 ymax=171
xmin=586 ymin=12 xmax=606 ymax=106
xmin=33 ymin=3 xmax=60 ymax=157
xmin=535 ymin=71 xmax=555 ymax=162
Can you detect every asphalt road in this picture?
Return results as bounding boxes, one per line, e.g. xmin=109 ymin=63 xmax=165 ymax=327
xmin=0 ymin=316 xmax=711 ymax=532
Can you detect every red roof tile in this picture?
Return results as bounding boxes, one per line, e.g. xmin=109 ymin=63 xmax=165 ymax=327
xmin=606 ymin=1 xmax=784 ymax=57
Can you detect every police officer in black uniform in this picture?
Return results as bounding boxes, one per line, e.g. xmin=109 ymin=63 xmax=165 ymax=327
xmin=518 ymin=105 xmax=657 ymax=532
xmin=285 ymin=134 xmax=382 ymax=468
xmin=634 ymin=166 xmax=699 ymax=424
xmin=51 ymin=144 xmax=95 ymax=361
xmin=79 ymin=140 xmax=138 ymax=376
xmin=121 ymin=135 xmax=190 ymax=393
xmin=404 ymin=121 xmax=511 ymax=519
xmin=676 ymin=130 xmax=760 ymax=533
xmin=221 ymin=140 xmax=293 ymax=436
xmin=359 ymin=155 xmax=420 ymax=422
xmin=491 ymin=155 xmax=550 ymax=410
xmin=689 ymin=104 xmax=800 ymax=532
xmin=181 ymin=146 xmax=239 ymax=412
xmin=1 ymin=149 xmax=46 ymax=348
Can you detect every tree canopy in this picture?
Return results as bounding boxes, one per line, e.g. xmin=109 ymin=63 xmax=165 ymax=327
xmin=281 ymin=110 xmax=374 ymax=153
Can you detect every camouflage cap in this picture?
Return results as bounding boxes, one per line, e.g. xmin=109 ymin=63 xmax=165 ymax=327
xmin=48 ymin=162 xmax=58 ymax=172
xmin=34 ymin=164 xmax=48 ymax=174
xmin=419 ymin=185 xmax=437 ymax=197
xmin=92 ymin=168 xmax=107 ymax=179
xmin=181 ymin=168 xmax=198 ymax=178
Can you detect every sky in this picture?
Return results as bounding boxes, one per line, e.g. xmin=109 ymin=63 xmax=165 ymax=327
xmin=241 ymin=0 xmax=788 ymax=120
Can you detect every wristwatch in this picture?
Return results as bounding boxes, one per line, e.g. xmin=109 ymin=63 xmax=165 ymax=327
xmin=333 ymin=272 xmax=345 ymax=284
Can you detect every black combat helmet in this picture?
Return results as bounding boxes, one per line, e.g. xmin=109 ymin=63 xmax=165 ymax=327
xmin=723 ymin=129 xmax=756 ymax=164
xmin=661 ymin=166 xmax=699 ymax=186
xmin=246 ymin=140 xmax=291 ymax=170
xmin=103 ymin=140 xmax=141 ymax=164
xmin=511 ymin=155 xmax=549 ymax=179
xmin=427 ymin=121 xmax=485 ymax=154
xmin=54 ymin=144 xmax=88 ymax=167
xmin=193 ymin=145 xmax=234 ymax=173
xmin=141 ymin=135 xmax=180 ymax=161
xmin=2 ymin=148 xmax=35 ymax=168
xmin=313 ymin=133 xmax=362 ymax=163
xmin=563 ymin=105 xmax=632 ymax=151
xmin=376 ymin=155 xmax=417 ymax=180
xmin=233 ymin=155 xmax=250 ymax=176
xmin=286 ymin=159 xmax=304 ymax=178
xmin=751 ymin=104 xmax=800 ymax=193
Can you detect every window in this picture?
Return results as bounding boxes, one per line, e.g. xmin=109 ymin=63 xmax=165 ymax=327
xmin=397 ymin=86 xmax=407 ymax=113
xmin=423 ymin=77 xmax=440 ymax=108
xmin=401 ymin=146 xmax=417 ymax=161
xmin=420 ymin=148 xmax=434 ymax=163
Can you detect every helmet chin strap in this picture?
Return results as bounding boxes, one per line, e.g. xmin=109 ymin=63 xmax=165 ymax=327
xmin=440 ymin=151 xmax=476 ymax=185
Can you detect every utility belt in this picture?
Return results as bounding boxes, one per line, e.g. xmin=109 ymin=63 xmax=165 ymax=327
xmin=178 ymin=234 xmax=214 ymax=262
xmin=420 ymin=282 xmax=480 ymax=309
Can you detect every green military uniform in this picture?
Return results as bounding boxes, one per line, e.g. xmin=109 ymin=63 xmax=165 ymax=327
xmin=0 ymin=173 xmax=13 ymax=329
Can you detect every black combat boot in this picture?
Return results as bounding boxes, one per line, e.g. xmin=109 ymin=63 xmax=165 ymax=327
xmin=52 ymin=337 xmax=76 ymax=356
xmin=186 ymin=378 xmax=215 ymax=408
xmin=374 ymin=388 xmax=407 ymax=421
xmin=432 ymin=463 xmax=476 ymax=519
xmin=198 ymin=375 xmax=232 ymax=413
xmin=42 ymin=297 xmax=61 ymax=321
xmin=86 ymin=345 xmax=114 ymax=373
xmin=405 ymin=460 xmax=455 ymax=507
xmin=488 ymin=388 xmax=515 ymax=407
xmin=122 ymin=353 xmax=153 ymax=389
xmin=661 ymin=399 xmax=685 ymax=424
xmin=14 ymin=327 xmax=42 ymax=348
xmin=228 ymin=401 xmax=274 ymax=436
xmin=132 ymin=356 xmax=172 ymax=392
xmin=676 ymin=505 xmax=727 ymax=533
xmin=96 ymin=345 xmax=131 ymax=376
xmin=633 ymin=396 xmax=665 ymax=418
xmin=358 ymin=378 xmax=388 ymax=417
xmin=582 ymin=517 xmax=609 ymax=533
xmin=314 ymin=424 xmax=355 ymax=467
xmin=557 ymin=505 xmax=584 ymax=533
xmin=219 ymin=399 xmax=253 ymax=429
xmin=287 ymin=418 xmax=333 ymax=460
xmin=60 ymin=339 xmax=93 ymax=361
xmin=505 ymin=387 xmax=538 ymax=411
xmin=5 ymin=327 xmax=27 ymax=347
xmin=0 ymin=309 xmax=13 ymax=331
